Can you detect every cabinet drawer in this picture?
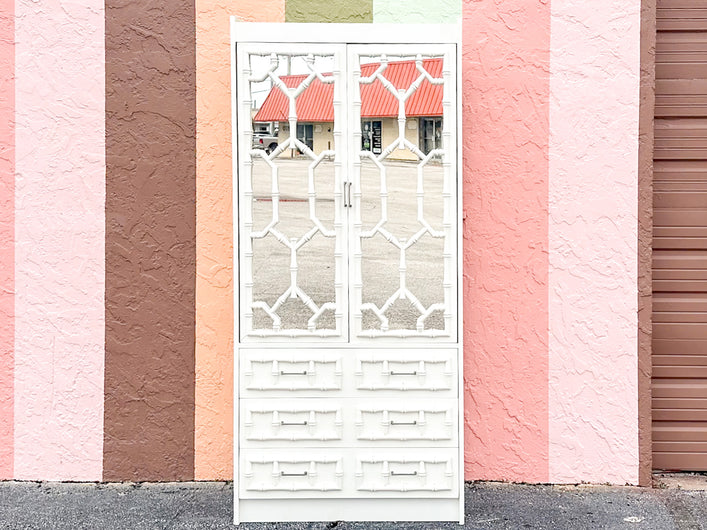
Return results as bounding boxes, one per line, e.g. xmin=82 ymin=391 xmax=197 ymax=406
xmin=355 ymin=449 xmax=458 ymax=497
xmin=355 ymin=351 xmax=457 ymax=395
xmin=240 ymin=350 xmax=343 ymax=395
xmin=241 ymin=399 xmax=344 ymax=445
xmin=355 ymin=399 xmax=457 ymax=443
xmin=240 ymin=450 xmax=344 ymax=498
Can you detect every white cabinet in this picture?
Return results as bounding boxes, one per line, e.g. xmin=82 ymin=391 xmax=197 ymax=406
xmin=232 ymin=21 xmax=463 ymax=524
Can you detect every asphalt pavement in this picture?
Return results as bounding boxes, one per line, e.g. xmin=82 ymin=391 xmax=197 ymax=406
xmin=1 ymin=477 xmax=707 ymax=529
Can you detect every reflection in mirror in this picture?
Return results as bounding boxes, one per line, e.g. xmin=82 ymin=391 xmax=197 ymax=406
xmin=244 ymin=51 xmax=339 ymax=335
xmin=355 ymin=53 xmax=449 ymax=335
xmin=358 ymin=156 xmax=446 ymax=332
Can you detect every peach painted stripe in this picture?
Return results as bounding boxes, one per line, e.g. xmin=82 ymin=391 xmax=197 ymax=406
xmin=195 ymin=0 xmax=285 ymax=480
xmin=462 ymin=2 xmax=550 ymax=482
xmin=0 ymin=0 xmax=14 ymax=480
xmin=549 ymin=1 xmax=640 ymax=484
xmin=14 ymin=0 xmax=105 ymax=480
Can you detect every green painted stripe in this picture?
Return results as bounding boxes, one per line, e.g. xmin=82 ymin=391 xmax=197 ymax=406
xmin=286 ymin=0 xmax=372 ymax=23
xmin=373 ymin=0 xmax=460 ymax=23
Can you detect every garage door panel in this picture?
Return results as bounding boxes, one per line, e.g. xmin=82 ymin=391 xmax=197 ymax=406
xmin=654 ymin=338 xmax=707 ymax=354
xmin=654 ymin=453 xmax=707 ymax=471
xmin=654 ymin=354 xmax=707 ymax=366
xmin=654 ymin=313 xmax=707 ymax=324
xmin=655 ymin=159 xmax=707 ymax=178
xmin=653 ymin=442 xmax=707 ymax=455
xmin=654 ymin=143 xmax=707 ymax=161
xmin=653 ymin=380 xmax=707 ymax=399
xmin=653 ymin=279 xmax=707 ymax=292
xmin=653 ymin=322 xmax=707 ymax=340
xmin=653 ymin=237 xmax=707 ymax=250
xmin=654 ymin=396 xmax=707 ymax=409
xmin=653 ymin=257 xmax=707 ymax=273
xmin=653 ymin=422 xmax=707 ymax=441
xmin=653 ymin=409 xmax=707 ymax=421
xmin=654 ymin=192 xmax=707 ymax=208
xmin=654 ymin=120 xmax=707 ymax=159
xmin=655 ymin=249 xmax=707 ymax=261
xmin=653 ymin=225 xmax=707 ymax=241
xmin=654 ymin=322 xmax=707 ymax=339
xmin=653 ymin=297 xmax=707 ymax=314
xmin=656 ymin=96 xmax=707 ymax=118
xmin=653 ymin=269 xmax=707 ymax=281
xmin=653 ymin=365 xmax=707 ymax=378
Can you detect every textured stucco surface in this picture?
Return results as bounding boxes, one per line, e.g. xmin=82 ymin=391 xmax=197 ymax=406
xmin=548 ymin=0 xmax=641 ymax=484
xmin=461 ymin=1 xmax=550 ymax=482
xmin=286 ymin=0 xmax=372 ymax=23
xmin=14 ymin=0 xmax=105 ymax=480
xmin=638 ymin=0 xmax=655 ymax=487
xmin=104 ymin=0 xmax=196 ymax=481
xmin=0 ymin=0 xmax=649 ymax=484
xmin=195 ymin=0 xmax=285 ymax=481
xmin=0 ymin=0 xmax=13 ymax=481
xmin=373 ymin=0 xmax=460 ymax=24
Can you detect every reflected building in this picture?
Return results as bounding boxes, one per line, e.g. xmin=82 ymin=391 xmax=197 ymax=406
xmin=253 ymin=58 xmax=444 ymax=160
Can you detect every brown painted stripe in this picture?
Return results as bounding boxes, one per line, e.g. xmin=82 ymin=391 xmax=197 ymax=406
xmin=104 ymin=1 xmax=196 ymax=481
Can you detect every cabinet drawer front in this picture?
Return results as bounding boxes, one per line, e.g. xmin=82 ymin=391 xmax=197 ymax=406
xmin=355 ymin=399 xmax=457 ymax=443
xmin=355 ymin=351 xmax=456 ymax=394
xmin=241 ymin=451 xmax=344 ymax=497
xmin=355 ymin=450 xmax=458 ymax=497
xmin=241 ymin=399 xmax=344 ymax=443
xmin=241 ymin=350 xmax=343 ymax=394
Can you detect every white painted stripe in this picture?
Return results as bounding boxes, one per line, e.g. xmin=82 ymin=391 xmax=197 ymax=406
xmin=14 ymin=0 xmax=105 ymax=480
xmin=549 ymin=0 xmax=640 ymax=485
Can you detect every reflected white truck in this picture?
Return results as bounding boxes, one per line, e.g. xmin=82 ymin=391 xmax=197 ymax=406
xmin=252 ymin=133 xmax=278 ymax=154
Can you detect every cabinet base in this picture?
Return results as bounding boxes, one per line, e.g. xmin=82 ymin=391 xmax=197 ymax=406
xmin=236 ymin=497 xmax=464 ymax=524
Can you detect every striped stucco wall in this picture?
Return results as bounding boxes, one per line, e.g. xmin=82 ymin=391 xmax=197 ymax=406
xmin=0 ymin=0 xmax=647 ymax=484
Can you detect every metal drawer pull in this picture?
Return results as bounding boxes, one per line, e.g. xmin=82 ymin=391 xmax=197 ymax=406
xmin=281 ymin=420 xmax=308 ymax=426
xmin=391 ymin=470 xmax=417 ymax=476
xmin=390 ymin=370 xmax=417 ymax=376
xmin=390 ymin=420 xmax=417 ymax=426
xmin=280 ymin=370 xmax=307 ymax=376
xmin=281 ymin=471 xmax=308 ymax=476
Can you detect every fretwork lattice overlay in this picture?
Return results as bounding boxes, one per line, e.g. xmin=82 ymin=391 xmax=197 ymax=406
xmin=352 ymin=53 xmax=453 ymax=338
xmin=242 ymin=52 xmax=344 ymax=337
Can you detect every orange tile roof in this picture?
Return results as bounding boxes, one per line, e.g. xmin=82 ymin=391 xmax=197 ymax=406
xmin=253 ymin=58 xmax=443 ymax=122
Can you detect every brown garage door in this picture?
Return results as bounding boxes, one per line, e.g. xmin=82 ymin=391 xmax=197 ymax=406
xmin=653 ymin=0 xmax=707 ymax=471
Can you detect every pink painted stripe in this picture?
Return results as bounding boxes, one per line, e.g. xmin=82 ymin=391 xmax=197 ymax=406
xmin=549 ymin=0 xmax=640 ymax=484
xmin=14 ymin=0 xmax=105 ymax=480
xmin=0 ymin=0 xmax=14 ymax=480
xmin=462 ymin=2 xmax=550 ymax=482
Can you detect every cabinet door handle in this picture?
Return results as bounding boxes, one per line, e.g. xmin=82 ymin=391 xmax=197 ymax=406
xmin=343 ymin=181 xmax=352 ymax=207
xmin=391 ymin=470 xmax=417 ymax=476
xmin=390 ymin=370 xmax=417 ymax=376
xmin=280 ymin=370 xmax=307 ymax=376
xmin=390 ymin=420 xmax=417 ymax=426
xmin=281 ymin=420 xmax=308 ymax=426
xmin=281 ymin=471 xmax=308 ymax=476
